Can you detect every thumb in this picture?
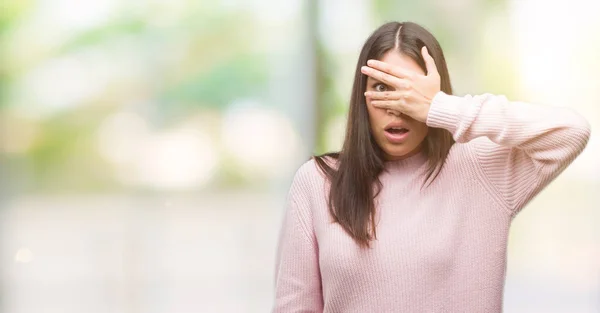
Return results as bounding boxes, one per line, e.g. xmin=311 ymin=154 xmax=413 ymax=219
xmin=421 ymin=46 xmax=438 ymax=77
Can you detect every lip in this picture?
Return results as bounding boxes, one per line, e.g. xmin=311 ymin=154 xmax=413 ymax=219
xmin=384 ymin=121 xmax=408 ymax=129
xmin=383 ymin=122 xmax=410 ymax=143
xmin=384 ymin=129 xmax=410 ymax=143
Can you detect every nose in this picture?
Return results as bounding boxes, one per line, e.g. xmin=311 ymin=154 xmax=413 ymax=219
xmin=387 ymin=109 xmax=401 ymax=117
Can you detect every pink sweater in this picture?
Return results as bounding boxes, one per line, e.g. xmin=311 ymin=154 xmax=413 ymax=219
xmin=272 ymin=92 xmax=591 ymax=312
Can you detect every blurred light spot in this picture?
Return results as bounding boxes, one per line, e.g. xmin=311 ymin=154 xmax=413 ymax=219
xmin=97 ymin=111 xmax=149 ymax=165
xmin=511 ymin=0 xmax=600 ymax=181
xmin=15 ymin=248 xmax=34 ymax=263
xmin=17 ymin=54 xmax=108 ymax=117
xmin=249 ymin=0 xmax=302 ymax=24
xmin=38 ymin=0 xmax=116 ymax=31
xmin=128 ymin=126 xmax=218 ymax=190
xmin=98 ymin=112 xmax=218 ymax=190
xmin=222 ymin=102 xmax=300 ymax=177
xmin=319 ymin=0 xmax=372 ymax=53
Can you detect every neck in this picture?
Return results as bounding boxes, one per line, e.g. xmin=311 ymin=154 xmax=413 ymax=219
xmin=384 ymin=145 xmax=422 ymax=161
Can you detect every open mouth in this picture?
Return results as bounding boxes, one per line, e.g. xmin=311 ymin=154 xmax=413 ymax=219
xmin=385 ymin=127 xmax=409 ymax=134
xmin=384 ymin=126 xmax=410 ymax=143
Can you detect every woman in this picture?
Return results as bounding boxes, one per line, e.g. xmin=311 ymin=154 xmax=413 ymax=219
xmin=273 ymin=21 xmax=590 ymax=312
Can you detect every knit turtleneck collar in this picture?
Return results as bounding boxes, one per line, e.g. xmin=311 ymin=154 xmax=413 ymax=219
xmin=383 ymin=151 xmax=428 ymax=171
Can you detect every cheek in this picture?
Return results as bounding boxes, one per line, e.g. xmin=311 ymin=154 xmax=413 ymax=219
xmin=412 ymin=124 xmax=429 ymax=140
xmin=366 ymin=105 xmax=387 ymax=127
xmin=365 ymin=100 xmax=379 ymax=117
xmin=364 ymin=96 xmax=373 ymax=107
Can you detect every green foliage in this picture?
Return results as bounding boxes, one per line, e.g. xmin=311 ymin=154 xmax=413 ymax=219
xmin=0 ymin=0 xmax=32 ymax=34
xmin=0 ymin=1 xmax=34 ymax=109
xmin=2 ymin=0 xmax=518 ymax=191
xmin=26 ymin=107 xmax=114 ymax=191
xmin=314 ymin=42 xmax=346 ymax=154
xmin=58 ymin=19 xmax=148 ymax=53
xmin=162 ymin=54 xmax=267 ymax=110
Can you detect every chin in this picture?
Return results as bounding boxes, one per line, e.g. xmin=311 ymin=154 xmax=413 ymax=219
xmin=382 ymin=145 xmax=419 ymax=160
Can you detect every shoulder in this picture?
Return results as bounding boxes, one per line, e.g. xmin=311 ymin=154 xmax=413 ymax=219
xmin=291 ymin=157 xmax=331 ymax=187
xmin=288 ymin=156 xmax=335 ymax=203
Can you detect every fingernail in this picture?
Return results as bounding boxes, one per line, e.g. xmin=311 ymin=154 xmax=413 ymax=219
xmin=361 ymin=66 xmax=367 ymax=72
xmin=367 ymin=60 xmax=374 ymax=66
xmin=364 ymin=91 xmax=370 ymax=96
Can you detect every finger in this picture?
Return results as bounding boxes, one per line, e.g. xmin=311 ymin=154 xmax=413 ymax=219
xmin=386 ymin=109 xmax=401 ymax=117
xmin=371 ymin=100 xmax=405 ymax=110
xmin=361 ymin=66 xmax=403 ymax=87
xmin=371 ymin=100 xmax=392 ymax=109
xmin=364 ymin=91 xmax=404 ymax=100
xmin=421 ymin=46 xmax=439 ymax=77
xmin=366 ymin=59 xmax=414 ymax=79
xmin=367 ymin=91 xmax=411 ymax=101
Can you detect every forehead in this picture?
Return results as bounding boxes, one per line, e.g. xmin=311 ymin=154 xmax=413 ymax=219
xmin=377 ymin=50 xmax=424 ymax=75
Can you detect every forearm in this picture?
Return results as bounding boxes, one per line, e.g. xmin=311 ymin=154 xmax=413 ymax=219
xmin=426 ymin=91 xmax=590 ymax=165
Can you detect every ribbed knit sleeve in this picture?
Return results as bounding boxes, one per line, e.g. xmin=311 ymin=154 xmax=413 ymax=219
xmin=426 ymin=91 xmax=591 ymax=214
xmin=273 ymin=162 xmax=324 ymax=313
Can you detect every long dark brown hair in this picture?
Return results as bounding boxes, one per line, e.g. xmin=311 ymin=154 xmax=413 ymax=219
xmin=314 ymin=21 xmax=455 ymax=248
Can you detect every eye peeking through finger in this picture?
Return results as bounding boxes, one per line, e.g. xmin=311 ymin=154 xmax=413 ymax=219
xmin=373 ymin=83 xmax=387 ymax=92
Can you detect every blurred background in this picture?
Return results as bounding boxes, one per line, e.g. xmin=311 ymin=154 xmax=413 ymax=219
xmin=0 ymin=0 xmax=599 ymax=312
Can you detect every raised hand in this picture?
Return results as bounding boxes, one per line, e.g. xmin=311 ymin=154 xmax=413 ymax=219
xmin=361 ymin=46 xmax=441 ymax=123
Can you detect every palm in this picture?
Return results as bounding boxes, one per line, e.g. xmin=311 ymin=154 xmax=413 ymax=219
xmin=361 ymin=46 xmax=441 ymax=122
